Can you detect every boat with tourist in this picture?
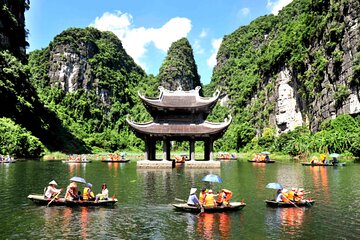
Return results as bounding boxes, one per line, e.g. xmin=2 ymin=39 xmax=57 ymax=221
xmin=265 ymin=199 xmax=315 ymax=207
xmin=63 ymin=154 xmax=91 ymax=163
xmin=302 ymin=162 xmax=345 ymax=166
xmin=248 ymin=160 xmax=275 ymax=163
xmin=102 ymin=159 xmax=130 ymax=163
xmin=216 ymin=152 xmax=237 ymax=160
xmin=27 ymin=194 xmax=117 ymax=206
xmin=0 ymin=155 xmax=16 ymax=163
xmin=172 ymin=202 xmax=246 ymax=213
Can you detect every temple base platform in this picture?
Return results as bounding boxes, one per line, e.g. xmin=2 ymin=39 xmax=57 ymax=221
xmin=137 ymin=160 xmax=221 ymax=168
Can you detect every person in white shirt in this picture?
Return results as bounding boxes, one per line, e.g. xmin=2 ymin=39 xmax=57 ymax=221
xmin=44 ymin=180 xmax=62 ymax=199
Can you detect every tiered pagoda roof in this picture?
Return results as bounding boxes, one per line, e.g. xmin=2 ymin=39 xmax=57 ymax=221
xmin=127 ymin=86 xmax=231 ymax=140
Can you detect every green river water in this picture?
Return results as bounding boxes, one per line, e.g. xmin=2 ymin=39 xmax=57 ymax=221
xmin=0 ymin=160 xmax=359 ymax=239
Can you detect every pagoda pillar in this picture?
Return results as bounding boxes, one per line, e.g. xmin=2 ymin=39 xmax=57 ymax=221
xmin=149 ymin=140 xmax=156 ymax=160
xmin=166 ymin=140 xmax=171 ymax=160
xmin=144 ymin=138 xmax=149 ymax=160
xmin=209 ymin=139 xmax=214 ymax=161
xmin=190 ymin=140 xmax=195 ymax=161
xmin=162 ymin=139 xmax=167 ymax=161
xmin=204 ymin=140 xmax=209 ymax=160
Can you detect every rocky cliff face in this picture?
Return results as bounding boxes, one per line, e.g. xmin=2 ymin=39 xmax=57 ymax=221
xmin=0 ymin=0 xmax=29 ymax=61
xmin=48 ymin=41 xmax=97 ymax=93
xmin=271 ymin=0 xmax=359 ymax=133
xmin=158 ymin=38 xmax=202 ymax=91
xmin=213 ymin=0 xmax=359 ymax=135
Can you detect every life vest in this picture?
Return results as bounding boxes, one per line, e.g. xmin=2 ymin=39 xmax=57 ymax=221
xmin=217 ymin=192 xmax=225 ymax=203
xmin=83 ymin=187 xmax=94 ymax=200
xmin=282 ymin=192 xmax=290 ymax=202
xmin=204 ymin=193 xmax=215 ymax=207
xmin=287 ymin=191 xmax=295 ymax=201
xmin=224 ymin=191 xmax=232 ymax=205
xmin=199 ymin=192 xmax=206 ymax=204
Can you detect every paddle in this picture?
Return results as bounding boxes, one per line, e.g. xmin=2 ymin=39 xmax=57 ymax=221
xmin=283 ymin=195 xmax=300 ymax=208
xmin=175 ymin=198 xmax=204 ymax=212
xmin=47 ymin=191 xmax=61 ymax=207
xmin=175 ymin=198 xmax=186 ymax=202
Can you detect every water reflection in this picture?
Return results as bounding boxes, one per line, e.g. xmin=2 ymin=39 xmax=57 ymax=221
xmin=196 ymin=212 xmax=233 ymax=240
xmin=309 ymin=166 xmax=330 ymax=203
xmin=265 ymin=207 xmax=305 ymax=237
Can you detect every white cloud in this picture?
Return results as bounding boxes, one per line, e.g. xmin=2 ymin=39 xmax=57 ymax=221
xmin=199 ymin=28 xmax=208 ymax=38
xmin=207 ymin=38 xmax=222 ymax=68
xmin=237 ymin=8 xmax=250 ymax=18
xmin=193 ymin=39 xmax=204 ymax=54
xmin=90 ymin=11 xmax=192 ymax=70
xmin=267 ymin=0 xmax=293 ymax=15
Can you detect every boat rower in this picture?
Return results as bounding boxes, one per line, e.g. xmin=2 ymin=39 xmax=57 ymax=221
xmin=44 ymin=180 xmax=62 ymax=199
xmin=187 ymin=188 xmax=200 ymax=207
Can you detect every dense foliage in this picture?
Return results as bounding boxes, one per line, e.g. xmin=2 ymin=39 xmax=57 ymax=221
xmin=28 ymin=27 xmax=150 ymax=153
xmin=0 ymin=118 xmax=43 ymax=157
xmin=207 ymin=0 xmax=360 ymax=156
xmin=1 ymin=0 xmax=359 ymax=159
xmin=158 ymin=38 xmax=202 ymax=91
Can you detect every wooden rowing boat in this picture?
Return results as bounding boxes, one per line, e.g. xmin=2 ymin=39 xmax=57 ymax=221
xmin=62 ymin=160 xmax=92 ymax=163
xmin=172 ymin=202 xmax=246 ymax=213
xmin=101 ymin=159 xmax=130 ymax=163
xmin=27 ymin=194 xmax=117 ymax=206
xmin=265 ymin=199 xmax=315 ymax=207
xmin=301 ymin=162 xmax=345 ymax=166
xmin=0 ymin=160 xmax=16 ymax=164
xmin=248 ymin=160 xmax=275 ymax=163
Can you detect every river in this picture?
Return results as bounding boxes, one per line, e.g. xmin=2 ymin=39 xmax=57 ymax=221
xmin=0 ymin=160 xmax=359 ymax=239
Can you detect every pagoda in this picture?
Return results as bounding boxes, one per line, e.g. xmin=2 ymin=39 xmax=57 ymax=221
xmin=127 ymin=86 xmax=231 ymax=168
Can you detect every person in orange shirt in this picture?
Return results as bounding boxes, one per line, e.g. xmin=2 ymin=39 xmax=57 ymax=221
xmin=223 ymin=189 xmax=232 ymax=205
xmin=204 ymin=189 xmax=216 ymax=207
xmin=199 ymin=188 xmax=207 ymax=205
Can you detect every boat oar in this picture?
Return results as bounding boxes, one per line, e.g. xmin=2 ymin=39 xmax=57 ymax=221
xmin=47 ymin=191 xmax=61 ymax=207
xmin=175 ymin=198 xmax=186 ymax=202
xmin=283 ymin=195 xmax=300 ymax=208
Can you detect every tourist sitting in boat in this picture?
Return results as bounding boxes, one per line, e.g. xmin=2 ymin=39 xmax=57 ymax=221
xmin=65 ymin=182 xmax=79 ymax=201
xmin=331 ymin=157 xmax=339 ymax=165
xmin=264 ymin=154 xmax=270 ymax=162
xmin=204 ymin=189 xmax=216 ymax=207
xmin=276 ymin=189 xmax=290 ymax=202
xmin=187 ymin=188 xmax=201 ymax=207
xmin=287 ymin=188 xmax=297 ymax=202
xmin=310 ymin=156 xmax=319 ymax=164
xmin=223 ymin=189 xmax=233 ymax=205
xmin=175 ymin=155 xmax=185 ymax=163
xmin=44 ymin=180 xmax=62 ymax=199
xmin=95 ymin=183 xmax=109 ymax=202
xmin=320 ymin=154 xmax=328 ymax=164
xmin=296 ymin=188 xmax=306 ymax=200
xmin=199 ymin=188 xmax=207 ymax=205
xmin=216 ymin=190 xmax=226 ymax=206
xmin=83 ymin=183 xmax=95 ymax=201
xmin=252 ymin=154 xmax=259 ymax=161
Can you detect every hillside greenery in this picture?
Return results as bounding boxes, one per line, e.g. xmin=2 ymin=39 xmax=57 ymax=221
xmin=1 ymin=0 xmax=359 ymax=159
xmin=206 ymin=0 xmax=360 ymax=157
xmin=158 ymin=38 xmax=202 ymax=91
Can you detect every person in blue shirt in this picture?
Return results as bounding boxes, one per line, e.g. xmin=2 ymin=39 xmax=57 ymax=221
xmin=187 ymin=188 xmax=201 ymax=207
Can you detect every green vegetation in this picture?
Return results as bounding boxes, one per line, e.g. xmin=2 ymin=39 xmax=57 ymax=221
xmin=158 ymin=38 xmax=202 ymax=91
xmin=1 ymin=0 xmax=359 ymax=159
xmin=0 ymin=118 xmax=44 ymax=157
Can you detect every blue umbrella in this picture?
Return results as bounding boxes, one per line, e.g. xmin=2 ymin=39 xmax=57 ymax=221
xmin=202 ymin=174 xmax=223 ymax=183
xmin=329 ymin=153 xmax=340 ymax=158
xmin=69 ymin=176 xmax=87 ymax=184
xmin=261 ymin=151 xmax=271 ymax=155
xmin=265 ymin=182 xmax=283 ymax=190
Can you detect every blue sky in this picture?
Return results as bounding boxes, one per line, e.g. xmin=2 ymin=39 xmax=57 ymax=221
xmin=25 ymin=0 xmax=292 ymax=84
